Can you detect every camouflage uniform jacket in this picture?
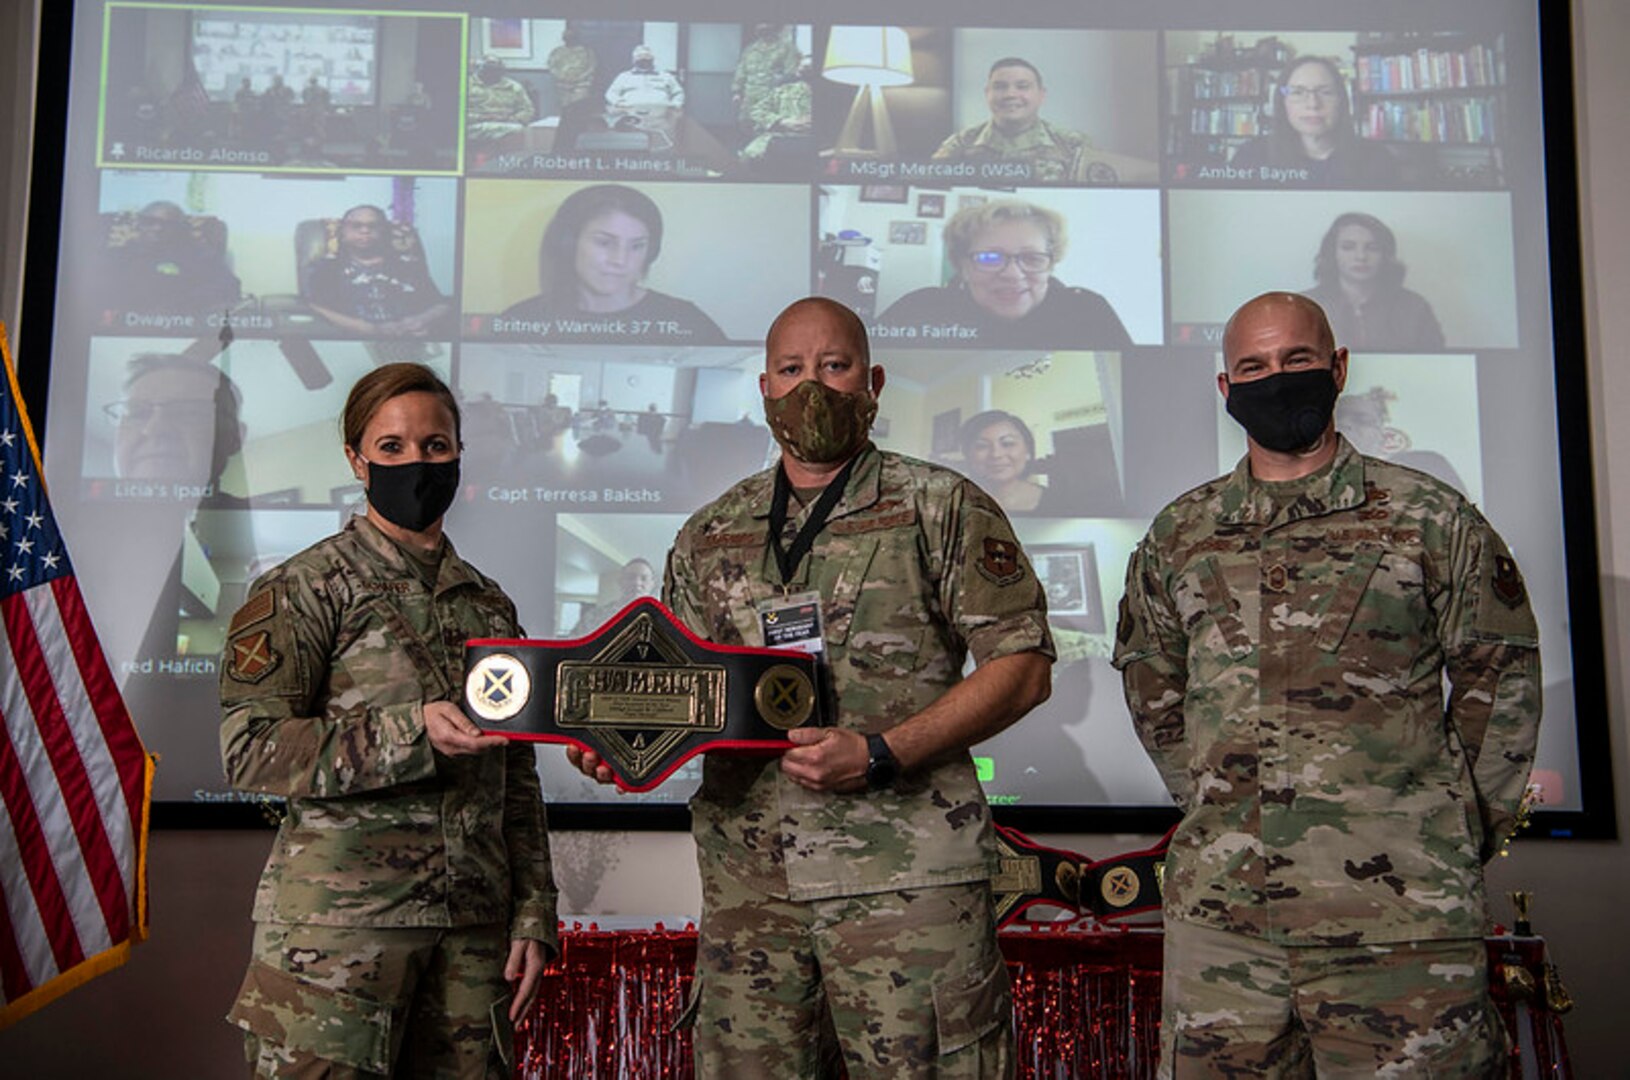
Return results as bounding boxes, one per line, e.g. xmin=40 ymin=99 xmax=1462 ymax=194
xmin=732 ymin=36 xmax=802 ymax=126
xmin=220 ymin=516 xmax=558 ymax=946
xmin=931 ymin=119 xmax=1094 ymax=182
xmin=1113 ymin=437 xmax=1540 ymax=945
xmin=468 ymin=76 xmax=535 ymax=124
xmin=546 ymin=44 xmax=597 ymax=107
xmin=665 ymin=444 xmax=1054 ymax=901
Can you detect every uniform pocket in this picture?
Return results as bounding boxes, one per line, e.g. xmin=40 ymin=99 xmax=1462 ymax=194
xmin=1194 ymin=557 xmax=1252 ymax=660
xmin=226 ymin=959 xmax=393 ymax=1073
xmin=931 ymin=952 xmax=1011 ymax=1056
xmin=1313 ymin=545 xmax=1384 ymax=654
xmin=488 ymin=994 xmax=515 ymax=1070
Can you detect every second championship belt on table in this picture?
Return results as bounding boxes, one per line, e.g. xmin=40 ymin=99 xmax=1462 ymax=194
xmin=463 ymin=597 xmax=824 ymax=791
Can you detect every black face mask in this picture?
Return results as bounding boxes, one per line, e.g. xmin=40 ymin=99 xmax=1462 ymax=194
xmin=363 ymin=458 xmax=460 ymax=533
xmin=1224 ymin=367 xmax=1339 ymax=453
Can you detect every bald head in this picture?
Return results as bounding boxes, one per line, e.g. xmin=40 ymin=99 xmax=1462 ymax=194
xmin=1224 ymin=292 xmax=1336 ymax=366
xmin=761 ymin=296 xmax=881 ymax=402
xmin=766 ymin=297 xmax=870 ymax=367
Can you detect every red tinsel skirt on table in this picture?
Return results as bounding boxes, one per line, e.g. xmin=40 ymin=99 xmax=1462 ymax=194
xmin=516 ymin=924 xmax=1567 ymax=1079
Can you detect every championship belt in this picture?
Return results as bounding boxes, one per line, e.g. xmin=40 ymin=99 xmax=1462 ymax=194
xmin=991 ymin=823 xmax=1175 ymax=927
xmin=463 ymin=597 xmax=822 ymax=792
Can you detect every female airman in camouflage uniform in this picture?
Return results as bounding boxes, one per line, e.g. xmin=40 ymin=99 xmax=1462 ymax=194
xmin=221 ymin=364 xmax=557 ymax=1078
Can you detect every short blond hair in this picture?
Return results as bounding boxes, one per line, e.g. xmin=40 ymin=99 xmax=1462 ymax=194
xmin=943 ymin=200 xmax=1067 ymax=264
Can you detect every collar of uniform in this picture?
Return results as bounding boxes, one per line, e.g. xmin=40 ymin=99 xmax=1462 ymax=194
xmin=1216 ymin=433 xmax=1367 ymax=529
xmin=974 ymin=117 xmax=1055 ymax=149
xmin=347 ymin=514 xmax=482 ymax=597
xmin=749 ymin=441 xmax=883 ymax=522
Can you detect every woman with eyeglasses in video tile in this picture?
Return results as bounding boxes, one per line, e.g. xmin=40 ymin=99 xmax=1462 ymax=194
xmin=1230 ymin=56 xmax=1401 ymax=185
xmin=874 ymin=199 xmax=1133 ymax=349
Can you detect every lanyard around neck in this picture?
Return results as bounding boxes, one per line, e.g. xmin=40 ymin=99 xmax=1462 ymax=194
xmin=767 ymin=455 xmax=859 ymax=587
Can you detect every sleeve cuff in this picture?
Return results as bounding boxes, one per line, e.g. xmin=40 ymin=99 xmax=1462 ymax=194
xmin=967 ymin=611 xmax=1055 ymax=668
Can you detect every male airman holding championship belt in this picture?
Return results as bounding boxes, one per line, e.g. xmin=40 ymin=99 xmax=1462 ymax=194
xmin=570 ymin=297 xmax=1055 ymax=1077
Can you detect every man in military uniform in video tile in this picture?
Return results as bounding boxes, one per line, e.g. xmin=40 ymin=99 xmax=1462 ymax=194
xmin=1114 ymin=291 xmax=1541 ymax=1078
xmin=467 ymin=55 xmax=536 ymax=144
xmin=933 ymin=58 xmax=1101 ymax=183
xmin=570 ymin=297 xmax=1055 ymax=1078
xmin=732 ymin=24 xmax=802 ymax=133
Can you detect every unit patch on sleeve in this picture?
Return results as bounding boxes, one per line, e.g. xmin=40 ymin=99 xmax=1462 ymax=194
xmin=1492 ymin=554 xmax=1527 ymax=608
xmin=978 ymin=537 xmax=1025 ymax=586
xmin=228 ymin=630 xmax=281 ymax=684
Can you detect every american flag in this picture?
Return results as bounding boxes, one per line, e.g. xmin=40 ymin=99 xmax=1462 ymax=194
xmin=0 ymin=326 xmax=151 ymax=1029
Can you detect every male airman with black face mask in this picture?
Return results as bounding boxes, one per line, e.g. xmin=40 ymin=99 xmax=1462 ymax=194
xmin=570 ymin=297 xmax=1054 ymax=1078
xmin=1114 ymin=291 xmax=1541 ymax=1078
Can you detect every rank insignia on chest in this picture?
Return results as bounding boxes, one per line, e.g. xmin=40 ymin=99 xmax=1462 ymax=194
xmin=978 ymin=537 xmax=1025 ymax=586
xmin=228 ymin=630 xmax=280 ymax=683
xmin=1493 ymin=555 xmax=1527 ymax=607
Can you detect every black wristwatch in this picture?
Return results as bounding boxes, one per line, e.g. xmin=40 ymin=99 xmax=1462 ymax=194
xmin=865 ymin=732 xmax=901 ymax=790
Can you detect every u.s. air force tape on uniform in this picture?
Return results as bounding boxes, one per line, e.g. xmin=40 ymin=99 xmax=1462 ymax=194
xmin=990 ymin=823 xmax=1175 ymax=926
xmin=463 ymin=597 xmax=824 ymax=792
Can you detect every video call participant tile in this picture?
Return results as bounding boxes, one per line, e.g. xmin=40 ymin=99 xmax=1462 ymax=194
xmin=864 ymin=349 xmax=1128 ymax=519
xmin=1164 ymin=29 xmax=1510 ymax=190
xmin=821 ymin=185 xmax=1162 ymax=349
xmin=1167 ymin=189 xmax=1518 ymax=351
xmin=89 ymin=170 xmax=459 ymax=340
xmin=99 ymin=5 xmax=463 ymax=174
xmin=465 ymin=19 xmax=816 ymax=181
xmin=79 ymin=336 xmax=451 ymax=508
xmin=458 ymin=343 xmax=775 ymax=515
xmin=462 ymin=179 xmax=809 ymax=346
xmin=814 ymin=27 xmax=1159 ymax=187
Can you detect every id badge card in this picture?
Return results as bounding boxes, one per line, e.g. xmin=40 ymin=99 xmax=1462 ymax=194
xmin=757 ymin=591 xmax=826 ymax=655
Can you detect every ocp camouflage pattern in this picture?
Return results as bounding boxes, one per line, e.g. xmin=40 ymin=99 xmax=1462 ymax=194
xmin=731 ymin=32 xmax=802 ymax=128
xmin=1114 ymin=436 xmax=1540 ymax=945
xmin=664 ymin=444 xmax=1055 ymax=901
xmin=220 ymin=515 xmax=558 ymax=944
xmin=932 ymin=119 xmax=1099 ymax=183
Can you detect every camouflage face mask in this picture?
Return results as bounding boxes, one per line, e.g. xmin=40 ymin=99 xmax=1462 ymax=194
xmin=763 ymin=378 xmax=878 ymax=465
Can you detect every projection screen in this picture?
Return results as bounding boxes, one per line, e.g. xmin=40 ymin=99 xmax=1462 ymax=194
xmin=22 ymin=0 xmax=1610 ymax=833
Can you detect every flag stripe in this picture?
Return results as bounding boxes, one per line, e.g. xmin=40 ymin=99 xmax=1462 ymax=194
xmin=0 ymin=323 xmax=149 ymax=1026
xmin=23 ymin=587 xmax=133 ymax=934
xmin=33 ymin=586 xmax=137 ymax=912
xmin=52 ymin=578 xmax=146 ymax=835
xmin=0 ymin=597 xmax=119 ymax=955
xmin=0 ymin=710 xmax=82 ymax=975
xmin=0 ymin=799 xmax=47 ymax=997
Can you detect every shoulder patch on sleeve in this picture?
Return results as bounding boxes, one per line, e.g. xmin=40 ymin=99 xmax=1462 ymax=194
xmin=978 ymin=537 xmax=1025 ymax=586
xmin=1491 ymin=554 xmax=1526 ymax=608
xmin=1471 ymin=532 xmax=1539 ymax=644
xmin=227 ymin=629 xmax=281 ymax=683
xmin=229 ymin=588 xmax=276 ymax=636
